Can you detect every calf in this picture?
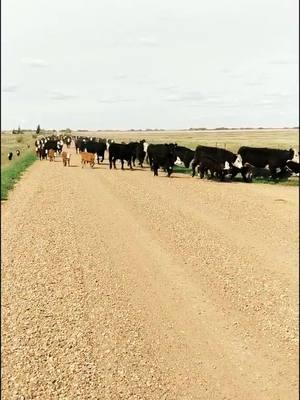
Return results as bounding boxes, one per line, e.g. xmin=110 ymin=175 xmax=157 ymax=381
xmin=8 ymin=152 xmax=13 ymax=161
xmin=244 ymin=163 xmax=270 ymax=180
xmin=16 ymin=149 xmax=21 ymax=156
xmin=81 ymin=152 xmax=95 ymax=168
xmin=198 ymin=157 xmax=230 ymax=181
xmin=48 ymin=149 xmax=55 ymax=162
xmin=61 ymin=151 xmax=71 ymax=166
xmin=286 ymin=160 xmax=300 ymax=174
xmin=192 ymin=145 xmax=242 ymax=178
xmin=175 ymin=146 xmax=195 ymax=168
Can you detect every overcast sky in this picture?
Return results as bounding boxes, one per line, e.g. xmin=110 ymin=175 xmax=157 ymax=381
xmin=2 ymin=0 xmax=299 ymax=130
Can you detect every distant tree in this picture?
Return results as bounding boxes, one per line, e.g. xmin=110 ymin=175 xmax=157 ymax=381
xmin=36 ymin=124 xmax=41 ymax=134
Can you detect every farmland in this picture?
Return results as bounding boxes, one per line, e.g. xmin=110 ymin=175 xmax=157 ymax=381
xmin=74 ymin=128 xmax=299 ymax=152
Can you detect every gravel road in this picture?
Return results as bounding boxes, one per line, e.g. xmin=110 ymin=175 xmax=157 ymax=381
xmin=2 ymin=146 xmax=299 ymax=399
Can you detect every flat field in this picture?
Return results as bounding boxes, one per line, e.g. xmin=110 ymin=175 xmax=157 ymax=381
xmin=74 ymin=128 xmax=299 ymax=152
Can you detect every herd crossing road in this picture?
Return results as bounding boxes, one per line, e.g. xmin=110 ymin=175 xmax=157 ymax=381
xmin=2 ymin=146 xmax=299 ymax=400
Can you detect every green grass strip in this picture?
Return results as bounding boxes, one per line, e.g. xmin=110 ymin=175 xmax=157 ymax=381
xmin=173 ymin=165 xmax=299 ymax=186
xmin=1 ymin=152 xmax=37 ymax=200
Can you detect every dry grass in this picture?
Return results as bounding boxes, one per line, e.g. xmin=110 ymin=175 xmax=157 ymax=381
xmin=74 ymin=128 xmax=299 ymax=153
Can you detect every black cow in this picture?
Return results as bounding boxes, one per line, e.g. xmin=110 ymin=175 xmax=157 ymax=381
xmin=44 ymin=140 xmax=58 ymax=152
xmin=240 ymin=162 xmax=295 ymax=182
xmin=127 ymin=142 xmax=138 ymax=166
xmin=8 ymin=152 xmax=13 ymax=161
xmin=37 ymin=147 xmax=47 ymax=160
xmin=147 ymin=144 xmax=177 ymax=177
xmin=65 ymin=136 xmax=72 ymax=148
xmin=237 ymin=146 xmax=297 ymax=179
xmin=109 ymin=143 xmax=135 ymax=170
xmin=136 ymin=140 xmax=147 ymax=167
xmin=198 ymin=157 xmax=231 ymax=181
xmin=128 ymin=142 xmax=146 ymax=167
xmin=240 ymin=163 xmax=270 ymax=181
xmin=75 ymin=139 xmax=83 ymax=153
xmin=94 ymin=142 xmax=106 ymax=164
xmin=192 ymin=146 xmax=243 ymax=178
xmin=174 ymin=146 xmax=195 ymax=168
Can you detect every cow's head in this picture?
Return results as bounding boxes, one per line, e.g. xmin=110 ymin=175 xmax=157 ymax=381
xmin=289 ymin=148 xmax=299 ymax=163
xmin=233 ymin=154 xmax=243 ymax=169
xmin=143 ymin=142 xmax=149 ymax=152
xmin=174 ymin=156 xmax=184 ymax=167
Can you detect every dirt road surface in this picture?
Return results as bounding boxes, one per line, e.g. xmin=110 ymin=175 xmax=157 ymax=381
xmin=2 ymin=147 xmax=299 ymax=399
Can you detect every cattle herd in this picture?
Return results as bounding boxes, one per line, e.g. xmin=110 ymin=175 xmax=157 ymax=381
xmin=33 ymin=135 xmax=299 ymax=183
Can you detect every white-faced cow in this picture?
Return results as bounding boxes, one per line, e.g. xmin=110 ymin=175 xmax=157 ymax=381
xmin=192 ymin=145 xmax=243 ymax=179
xmin=237 ymin=146 xmax=298 ymax=180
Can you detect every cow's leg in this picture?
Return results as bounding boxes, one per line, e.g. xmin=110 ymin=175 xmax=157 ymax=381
xmin=219 ymin=170 xmax=225 ymax=182
xmin=121 ymin=159 xmax=124 ymax=170
xmin=199 ymin=165 xmax=204 ymax=179
xmin=269 ymin=167 xmax=279 ymax=181
xmin=192 ymin=161 xmax=197 ymax=177
xmin=153 ymin=161 xmax=158 ymax=176
xmin=109 ymin=155 xmax=113 ymax=169
xmin=240 ymin=167 xmax=251 ymax=182
xmin=167 ymin=166 xmax=173 ymax=177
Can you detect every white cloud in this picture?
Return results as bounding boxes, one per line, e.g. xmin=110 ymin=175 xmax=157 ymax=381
xmin=2 ymin=84 xmax=19 ymax=93
xmin=97 ymin=96 xmax=136 ymax=104
xmin=269 ymin=59 xmax=297 ymax=65
xmin=138 ymin=36 xmax=159 ymax=47
xmin=21 ymin=58 xmax=48 ymax=68
xmin=114 ymin=73 xmax=128 ymax=80
xmin=49 ymin=90 xmax=77 ymax=100
xmin=164 ymin=91 xmax=206 ymax=102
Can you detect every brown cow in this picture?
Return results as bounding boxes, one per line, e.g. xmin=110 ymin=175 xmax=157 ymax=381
xmin=81 ymin=152 xmax=95 ymax=168
xmin=48 ymin=149 xmax=55 ymax=162
xmin=62 ymin=151 xmax=71 ymax=166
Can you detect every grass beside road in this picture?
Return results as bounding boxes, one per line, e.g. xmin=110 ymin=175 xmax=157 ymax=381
xmin=1 ymin=152 xmax=37 ymax=200
xmin=173 ymin=165 xmax=300 ymax=186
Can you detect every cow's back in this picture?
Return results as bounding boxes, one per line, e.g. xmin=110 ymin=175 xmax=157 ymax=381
xmin=238 ymin=146 xmax=292 ymax=168
xmin=194 ymin=145 xmax=235 ymax=163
